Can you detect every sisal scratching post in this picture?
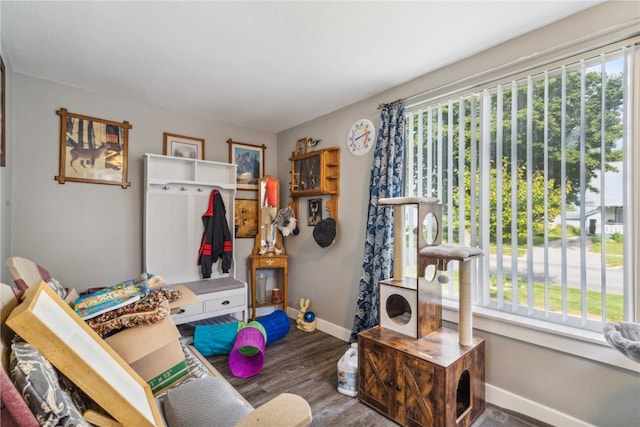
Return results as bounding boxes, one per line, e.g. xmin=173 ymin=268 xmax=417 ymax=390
xmin=393 ymin=205 xmax=404 ymax=281
xmin=459 ymin=259 xmax=472 ymax=346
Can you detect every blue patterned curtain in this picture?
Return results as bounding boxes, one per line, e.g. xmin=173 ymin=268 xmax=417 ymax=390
xmin=350 ymin=103 xmax=405 ymax=341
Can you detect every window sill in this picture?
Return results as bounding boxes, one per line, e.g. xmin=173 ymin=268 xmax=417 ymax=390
xmin=442 ymin=301 xmax=639 ymax=373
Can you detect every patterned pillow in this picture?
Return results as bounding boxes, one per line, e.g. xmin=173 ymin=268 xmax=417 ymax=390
xmin=45 ymin=277 xmax=67 ymax=299
xmin=180 ymin=340 xmax=209 ymax=380
xmin=9 ymin=338 xmax=91 ymax=427
xmin=162 ymin=377 xmax=251 ymax=427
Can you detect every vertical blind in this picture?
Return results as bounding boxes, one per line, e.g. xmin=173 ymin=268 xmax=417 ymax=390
xmin=404 ymin=41 xmax=638 ymax=332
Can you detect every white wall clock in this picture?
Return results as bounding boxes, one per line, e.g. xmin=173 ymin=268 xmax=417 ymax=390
xmin=347 ymin=119 xmax=376 ymax=156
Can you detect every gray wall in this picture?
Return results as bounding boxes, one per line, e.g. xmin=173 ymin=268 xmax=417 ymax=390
xmin=0 ymin=41 xmax=11 ymax=286
xmin=276 ymin=2 xmax=639 ymax=426
xmin=6 ymin=74 xmax=277 ymax=288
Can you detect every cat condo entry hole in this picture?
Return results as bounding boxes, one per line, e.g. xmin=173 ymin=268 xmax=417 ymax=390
xmin=423 ymin=212 xmax=440 ymax=245
xmin=386 ymin=294 xmax=411 ymax=325
xmin=380 ymin=283 xmax=419 ymax=337
xmin=456 ymin=370 xmax=471 ymax=418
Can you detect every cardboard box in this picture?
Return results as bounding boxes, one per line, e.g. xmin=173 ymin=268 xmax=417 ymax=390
xmin=64 ymin=288 xmax=80 ymax=307
xmin=102 ymin=285 xmax=198 ymax=393
xmin=141 ymin=342 xmax=189 ymax=394
xmin=105 ymin=315 xmax=187 ymax=393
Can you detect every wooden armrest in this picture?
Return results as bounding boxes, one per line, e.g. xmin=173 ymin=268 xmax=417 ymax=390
xmin=235 ymin=393 xmax=312 ymax=427
xmin=83 ymin=409 xmax=123 ymax=427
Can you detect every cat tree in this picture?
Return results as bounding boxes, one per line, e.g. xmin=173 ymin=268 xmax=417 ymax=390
xmin=357 ymin=197 xmax=485 ymax=427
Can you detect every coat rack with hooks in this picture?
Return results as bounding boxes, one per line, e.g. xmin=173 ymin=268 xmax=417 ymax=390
xmin=144 ymin=153 xmax=248 ymax=324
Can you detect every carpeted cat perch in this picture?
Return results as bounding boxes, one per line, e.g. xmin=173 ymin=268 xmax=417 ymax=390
xmin=603 ymin=321 xmax=640 ymax=363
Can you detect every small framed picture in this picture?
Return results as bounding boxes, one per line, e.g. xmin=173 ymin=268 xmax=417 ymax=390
xmin=308 ymin=198 xmax=322 ymax=226
xmin=295 ymin=138 xmax=307 ymax=156
xmin=163 ymin=132 xmax=205 ymax=160
xmin=234 ymin=199 xmax=259 ymax=238
xmin=227 ymin=139 xmax=266 ymax=191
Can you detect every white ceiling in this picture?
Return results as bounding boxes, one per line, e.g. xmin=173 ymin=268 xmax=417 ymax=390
xmin=2 ymin=1 xmax=601 ymax=133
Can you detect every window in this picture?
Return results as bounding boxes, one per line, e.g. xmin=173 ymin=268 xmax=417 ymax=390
xmin=404 ymin=40 xmax=638 ymax=333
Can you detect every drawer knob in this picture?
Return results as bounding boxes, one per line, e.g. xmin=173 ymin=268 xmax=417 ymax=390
xmin=222 ymin=300 xmax=230 ymax=305
xmin=266 ymin=260 xmax=274 ymax=265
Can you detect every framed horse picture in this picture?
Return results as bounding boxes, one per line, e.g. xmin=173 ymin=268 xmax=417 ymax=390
xmin=55 ymin=108 xmax=131 ymax=188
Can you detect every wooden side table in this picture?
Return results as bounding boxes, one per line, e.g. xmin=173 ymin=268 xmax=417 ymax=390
xmin=249 ymin=254 xmax=288 ymax=320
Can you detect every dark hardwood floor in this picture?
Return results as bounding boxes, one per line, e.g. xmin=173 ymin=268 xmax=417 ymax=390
xmin=189 ymin=318 xmax=548 ymax=426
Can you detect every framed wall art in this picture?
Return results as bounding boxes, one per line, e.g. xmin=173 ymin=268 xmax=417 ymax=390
xmin=227 ymin=139 xmax=265 ymax=191
xmin=55 ymin=108 xmax=131 ymax=188
xmin=0 ymin=55 xmax=5 ymax=167
xmin=295 ymin=138 xmax=307 ymax=156
xmin=308 ymin=198 xmax=322 ymax=226
xmin=163 ymin=132 xmax=205 ymax=160
xmin=234 ymin=198 xmax=259 ymax=238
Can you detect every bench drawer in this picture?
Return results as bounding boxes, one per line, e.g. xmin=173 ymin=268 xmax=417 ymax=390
xmin=172 ymin=301 xmax=204 ymax=319
xmin=204 ymin=292 xmax=245 ymax=313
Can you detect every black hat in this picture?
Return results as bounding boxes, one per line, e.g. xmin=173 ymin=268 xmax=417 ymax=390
xmin=313 ymin=218 xmax=336 ymax=248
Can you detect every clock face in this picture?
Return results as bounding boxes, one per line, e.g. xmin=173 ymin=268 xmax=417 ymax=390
xmin=347 ymin=119 xmax=375 ymax=156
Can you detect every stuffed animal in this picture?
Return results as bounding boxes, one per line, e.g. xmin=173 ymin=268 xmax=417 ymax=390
xmin=296 ymin=298 xmax=309 ymax=329
xmin=296 ymin=298 xmax=316 ymax=332
xmin=273 ymin=207 xmax=299 ymax=237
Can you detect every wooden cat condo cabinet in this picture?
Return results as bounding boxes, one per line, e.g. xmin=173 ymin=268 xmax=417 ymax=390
xmin=358 ymin=197 xmax=485 ymax=427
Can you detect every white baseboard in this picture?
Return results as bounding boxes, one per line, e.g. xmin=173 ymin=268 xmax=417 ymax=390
xmin=486 ymin=384 xmax=594 ymax=427
xmin=286 ymin=306 xmax=352 ymax=342
xmin=288 ymin=309 xmax=593 ymax=427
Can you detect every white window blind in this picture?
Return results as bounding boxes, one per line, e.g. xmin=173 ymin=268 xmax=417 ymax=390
xmin=405 ymin=41 xmax=638 ymax=332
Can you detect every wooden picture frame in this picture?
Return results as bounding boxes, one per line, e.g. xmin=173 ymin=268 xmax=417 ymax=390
xmin=227 ymin=139 xmax=265 ymax=191
xmin=234 ymin=198 xmax=259 ymax=238
xmin=55 ymin=108 xmax=131 ymax=188
xmin=308 ymin=198 xmax=323 ymax=226
xmin=295 ymin=138 xmax=307 ymax=156
xmin=163 ymin=132 xmax=205 ymax=160
xmin=0 ymin=55 xmax=4 ymax=167
xmin=6 ymin=282 xmax=163 ymax=427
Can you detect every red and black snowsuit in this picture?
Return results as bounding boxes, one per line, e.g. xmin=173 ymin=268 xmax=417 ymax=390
xmin=198 ymin=190 xmax=232 ymax=278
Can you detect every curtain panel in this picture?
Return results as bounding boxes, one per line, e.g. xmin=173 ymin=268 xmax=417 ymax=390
xmin=351 ymin=103 xmax=405 ymax=341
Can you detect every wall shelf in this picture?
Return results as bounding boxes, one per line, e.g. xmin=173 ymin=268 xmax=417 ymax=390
xmin=289 ymin=147 xmax=340 ymax=220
